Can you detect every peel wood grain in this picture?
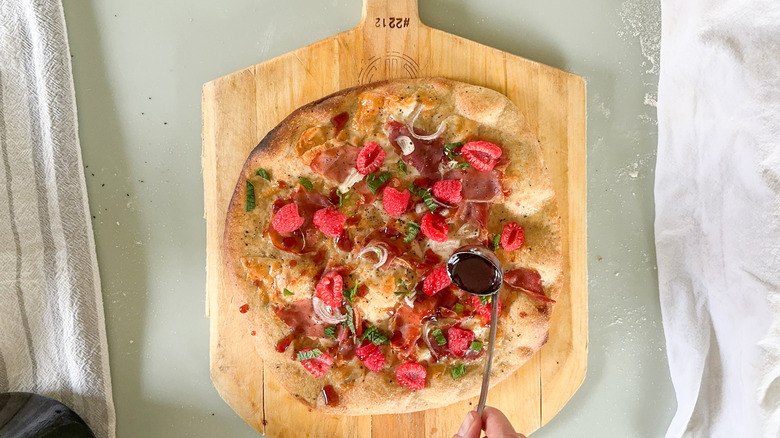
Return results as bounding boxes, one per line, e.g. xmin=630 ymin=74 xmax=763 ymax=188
xmin=202 ymin=1 xmax=587 ymax=436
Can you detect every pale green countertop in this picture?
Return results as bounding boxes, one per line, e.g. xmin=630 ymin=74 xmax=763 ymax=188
xmin=62 ymin=0 xmax=673 ymax=436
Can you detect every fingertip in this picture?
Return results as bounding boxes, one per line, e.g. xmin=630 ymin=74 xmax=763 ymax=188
xmin=464 ymin=411 xmax=483 ymax=438
xmin=481 ymin=405 xmax=518 ymax=436
xmin=453 ymin=410 xmax=482 ymax=438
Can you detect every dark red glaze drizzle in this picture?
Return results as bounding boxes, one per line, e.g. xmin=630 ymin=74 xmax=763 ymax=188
xmin=335 ymin=230 xmax=353 ymax=252
xmin=275 ymin=334 xmax=294 ymax=353
xmin=322 ymin=385 xmax=339 ymax=406
xmin=330 ymin=112 xmax=349 ymax=133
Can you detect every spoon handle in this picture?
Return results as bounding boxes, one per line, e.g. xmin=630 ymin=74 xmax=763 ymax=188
xmin=476 ymin=296 xmax=499 ymax=415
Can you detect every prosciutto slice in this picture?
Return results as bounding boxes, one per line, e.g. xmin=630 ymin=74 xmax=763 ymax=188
xmin=274 ymin=299 xmax=326 ymax=337
xmin=387 ymin=121 xmax=444 ymax=179
xmin=453 ymin=202 xmax=491 ymax=230
xmin=390 ymin=294 xmax=439 ymax=359
xmin=310 ymin=146 xmax=361 ymax=183
xmin=390 ymin=286 xmax=464 ymax=360
xmin=504 ymin=267 xmax=556 ymax=303
xmin=444 ymin=166 xmax=501 ymax=201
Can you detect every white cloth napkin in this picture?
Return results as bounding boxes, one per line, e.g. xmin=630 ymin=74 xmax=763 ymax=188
xmin=656 ymin=0 xmax=780 ymax=437
xmin=0 ymin=1 xmax=115 ymax=437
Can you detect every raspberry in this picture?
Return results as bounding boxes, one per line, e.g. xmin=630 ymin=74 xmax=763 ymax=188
xmin=420 ymin=213 xmax=449 ymax=242
xmin=432 ymin=179 xmax=463 ymax=203
xmin=471 ymin=295 xmax=502 ymax=324
xmin=446 ymin=327 xmax=475 ymax=357
xmin=500 ymin=222 xmax=525 ymax=251
xmin=313 ymin=208 xmax=346 ymax=238
xmin=356 ymin=141 xmax=387 ymax=175
xmin=271 ymin=203 xmax=304 ymax=233
xmin=299 ymin=349 xmax=333 ymax=377
xmin=315 ymin=271 xmax=343 ymax=307
xmin=382 ymin=187 xmax=410 ymax=217
xmin=423 ymin=265 xmax=452 ymax=296
xmin=356 ymin=342 xmax=386 ymax=372
xmin=395 ymin=362 xmax=427 ymax=391
xmin=461 ymin=141 xmax=503 ymax=171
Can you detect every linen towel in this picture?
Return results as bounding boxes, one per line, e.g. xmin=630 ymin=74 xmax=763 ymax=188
xmin=0 ymin=1 xmax=115 ymax=437
xmin=655 ymin=0 xmax=780 ymax=437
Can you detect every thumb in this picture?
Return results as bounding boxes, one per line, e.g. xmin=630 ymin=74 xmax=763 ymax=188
xmin=452 ymin=410 xmax=482 ymax=438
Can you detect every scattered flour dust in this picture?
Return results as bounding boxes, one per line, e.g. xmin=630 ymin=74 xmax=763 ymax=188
xmin=616 ymin=152 xmax=655 ymax=181
xmin=618 ymin=0 xmax=661 ymax=123
xmin=644 ymin=92 xmax=658 ymax=107
xmin=617 ymin=0 xmax=661 ymax=76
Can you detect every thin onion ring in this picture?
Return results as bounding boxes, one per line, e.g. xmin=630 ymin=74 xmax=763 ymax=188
xmin=406 ymin=105 xmax=446 ymax=141
xmin=357 ymin=244 xmax=388 ymax=268
xmin=312 ymin=297 xmax=346 ymax=324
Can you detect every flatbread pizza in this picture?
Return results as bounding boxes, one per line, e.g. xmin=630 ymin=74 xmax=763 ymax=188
xmin=223 ymin=77 xmax=563 ymax=415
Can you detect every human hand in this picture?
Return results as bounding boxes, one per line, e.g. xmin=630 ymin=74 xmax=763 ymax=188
xmin=452 ymin=406 xmax=526 ymax=438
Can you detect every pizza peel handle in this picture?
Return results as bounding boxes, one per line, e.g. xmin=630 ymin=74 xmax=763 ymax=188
xmin=357 ymin=0 xmax=424 ymax=83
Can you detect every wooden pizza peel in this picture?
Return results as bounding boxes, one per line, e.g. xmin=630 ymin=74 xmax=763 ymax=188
xmin=202 ymin=1 xmax=587 ymax=436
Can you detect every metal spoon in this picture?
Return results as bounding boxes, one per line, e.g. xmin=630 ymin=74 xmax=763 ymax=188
xmin=447 ymin=245 xmax=503 ymax=416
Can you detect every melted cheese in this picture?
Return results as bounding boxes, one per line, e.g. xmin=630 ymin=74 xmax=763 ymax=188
xmin=427 ymin=239 xmax=462 ymax=261
xmin=240 ymin=257 xmax=315 ymax=302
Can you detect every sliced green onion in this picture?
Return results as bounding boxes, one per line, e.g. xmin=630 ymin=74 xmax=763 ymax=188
xmin=256 ymin=168 xmax=271 ymax=181
xmin=444 ymin=142 xmax=465 ymax=161
xmin=360 ymin=326 xmax=389 ymax=345
xmin=432 ymin=328 xmax=446 ymax=346
xmin=397 ymin=160 xmax=408 ymax=175
xmin=324 ymin=326 xmax=336 ymax=338
xmin=492 ymin=234 xmax=501 ymax=251
xmin=282 ymin=288 xmax=293 ymax=296
xmin=296 ymin=348 xmax=322 ymax=361
xmin=343 ymin=283 xmax=359 ymax=303
xmin=337 ymin=191 xmax=351 ymax=207
xmin=409 ymin=183 xmax=437 ymax=212
xmin=450 ymin=363 xmax=467 ymax=379
xmin=298 ymin=176 xmax=314 ymax=191
xmin=404 ymin=221 xmax=420 ymax=243
xmin=246 ymin=181 xmax=255 ymax=212
xmin=367 ymin=171 xmax=393 ymax=194
xmin=343 ymin=304 xmax=355 ymax=335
